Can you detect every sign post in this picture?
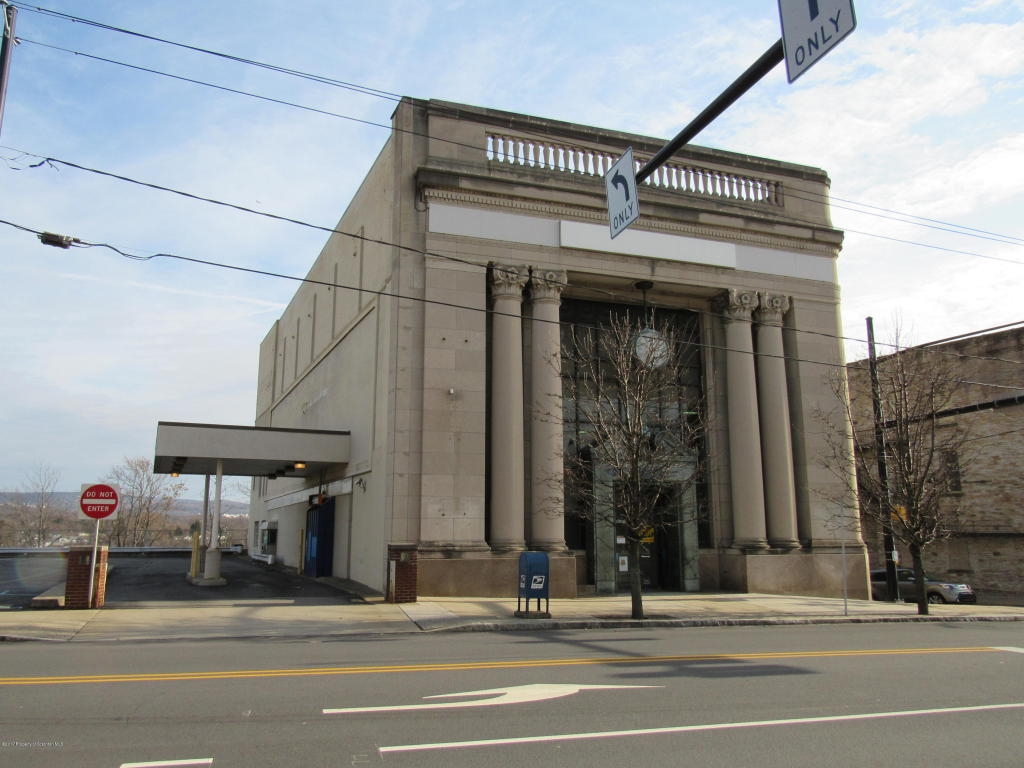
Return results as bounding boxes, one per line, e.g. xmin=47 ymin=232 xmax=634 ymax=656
xmin=80 ymin=483 xmax=120 ymax=608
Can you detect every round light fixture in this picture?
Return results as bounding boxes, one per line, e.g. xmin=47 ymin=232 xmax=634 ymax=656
xmin=633 ymin=327 xmax=670 ymax=368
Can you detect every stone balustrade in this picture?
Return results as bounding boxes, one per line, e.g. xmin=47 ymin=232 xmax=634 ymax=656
xmin=486 ymin=132 xmax=783 ymax=207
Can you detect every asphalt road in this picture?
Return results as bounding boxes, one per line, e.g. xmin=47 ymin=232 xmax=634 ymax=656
xmin=2 ymin=622 xmax=1023 ymax=767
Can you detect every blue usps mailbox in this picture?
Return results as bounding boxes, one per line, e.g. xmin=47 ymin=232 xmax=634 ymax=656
xmin=515 ymin=551 xmax=551 ymax=618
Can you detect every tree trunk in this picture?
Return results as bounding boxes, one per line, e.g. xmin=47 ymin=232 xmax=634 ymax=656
xmin=910 ymin=544 xmax=928 ymax=616
xmin=628 ymin=538 xmax=645 ymax=620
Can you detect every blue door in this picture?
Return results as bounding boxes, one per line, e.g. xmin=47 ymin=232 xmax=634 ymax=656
xmin=304 ymin=498 xmax=335 ymax=577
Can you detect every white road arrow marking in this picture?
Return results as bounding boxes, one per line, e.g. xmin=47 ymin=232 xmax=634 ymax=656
xmin=119 ymin=760 xmax=213 ymax=768
xmin=379 ymin=701 xmax=1024 ymax=754
xmin=323 ymin=683 xmax=660 ymax=715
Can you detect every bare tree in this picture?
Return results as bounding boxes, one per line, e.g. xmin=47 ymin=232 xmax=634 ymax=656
xmin=822 ymin=335 xmax=972 ymax=615
xmin=104 ymin=457 xmax=186 ymax=547
xmin=560 ymin=310 xmax=706 ymax=619
xmin=7 ymin=465 xmax=70 ymax=547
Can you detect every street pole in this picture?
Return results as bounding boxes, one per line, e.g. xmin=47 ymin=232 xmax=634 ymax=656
xmin=87 ymin=517 xmax=100 ymax=608
xmin=0 ymin=2 xmax=17 ymax=137
xmin=201 ymin=474 xmax=211 ymax=548
xmin=867 ymin=317 xmax=899 ymax=600
xmin=840 ymin=537 xmax=848 ymax=616
xmin=635 ymin=39 xmax=784 ymax=184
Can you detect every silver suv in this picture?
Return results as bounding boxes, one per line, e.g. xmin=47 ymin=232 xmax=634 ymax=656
xmin=870 ymin=568 xmax=977 ymax=604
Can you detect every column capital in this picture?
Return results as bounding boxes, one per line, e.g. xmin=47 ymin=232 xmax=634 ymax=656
xmin=717 ymin=288 xmax=759 ymax=322
xmin=491 ymin=263 xmax=529 ymax=299
xmin=530 ymin=268 xmax=568 ymax=303
xmin=756 ymin=293 xmax=790 ymax=325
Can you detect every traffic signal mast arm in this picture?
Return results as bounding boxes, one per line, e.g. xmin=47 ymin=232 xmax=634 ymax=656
xmin=635 ymin=39 xmax=784 ymax=185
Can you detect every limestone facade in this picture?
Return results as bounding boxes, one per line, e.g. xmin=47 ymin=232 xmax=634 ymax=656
xmin=248 ymin=98 xmax=868 ymax=599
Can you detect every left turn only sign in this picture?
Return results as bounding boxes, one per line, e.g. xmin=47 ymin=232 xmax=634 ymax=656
xmin=80 ymin=483 xmax=120 ymax=519
xmin=605 ymin=147 xmax=639 ymax=239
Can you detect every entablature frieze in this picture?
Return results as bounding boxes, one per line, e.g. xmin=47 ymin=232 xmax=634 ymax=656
xmin=422 ymin=186 xmax=841 ymax=259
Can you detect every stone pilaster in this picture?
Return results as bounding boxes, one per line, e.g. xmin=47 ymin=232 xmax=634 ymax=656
xmin=719 ymin=288 xmax=769 ymax=550
xmin=489 ymin=264 xmax=529 ymax=550
xmin=756 ymin=293 xmax=800 ymax=549
xmin=529 ymin=268 xmax=568 ymax=551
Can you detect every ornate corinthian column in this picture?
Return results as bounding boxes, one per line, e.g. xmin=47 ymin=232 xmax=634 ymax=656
xmin=755 ymin=293 xmax=800 ymax=549
xmin=529 ymin=268 xmax=568 ymax=551
xmin=719 ymin=289 xmax=769 ymax=550
xmin=489 ymin=264 xmax=529 ymax=550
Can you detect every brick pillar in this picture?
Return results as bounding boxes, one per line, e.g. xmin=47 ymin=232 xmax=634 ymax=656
xmin=387 ymin=545 xmax=418 ymax=603
xmin=65 ymin=545 xmax=109 ymax=609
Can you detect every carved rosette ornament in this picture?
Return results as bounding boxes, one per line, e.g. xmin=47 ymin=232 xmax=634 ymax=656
xmin=490 ymin=263 xmax=529 ymax=298
xmin=530 ymin=268 xmax=568 ymax=303
xmin=757 ymin=293 xmax=790 ymax=325
xmin=718 ymin=288 xmax=759 ymax=322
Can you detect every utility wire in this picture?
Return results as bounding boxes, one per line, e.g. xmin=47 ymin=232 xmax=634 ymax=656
xmin=11 ymin=2 xmax=403 ymax=101
xmin=4 ymin=214 xmax=1022 ymax=395
xmin=5 ymin=146 xmax=1024 ymax=376
xmin=14 ymin=38 xmax=493 ymax=158
xmin=16 ymin=12 xmax=1024 ymax=255
xmin=772 ymin=186 xmax=1023 ymax=251
xmin=17 ymin=38 xmax=401 ymax=133
xmin=826 ymin=193 xmax=1024 ymax=245
xmin=21 ymin=34 xmax=1024 ymax=269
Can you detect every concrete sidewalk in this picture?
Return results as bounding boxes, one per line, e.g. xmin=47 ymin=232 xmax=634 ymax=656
xmin=4 ymin=589 xmax=1024 ymax=643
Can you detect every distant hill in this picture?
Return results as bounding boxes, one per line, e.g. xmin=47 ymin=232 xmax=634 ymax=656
xmin=0 ymin=491 xmax=249 ymax=519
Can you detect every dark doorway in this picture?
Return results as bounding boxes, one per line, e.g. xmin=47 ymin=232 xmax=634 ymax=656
xmin=304 ymin=498 xmax=335 ymax=578
xmin=616 ymin=483 xmax=684 ymax=592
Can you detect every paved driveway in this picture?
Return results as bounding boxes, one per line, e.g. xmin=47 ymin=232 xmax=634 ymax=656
xmin=104 ymin=553 xmax=361 ymax=604
xmin=0 ymin=555 xmax=66 ymax=609
xmin=0 ymin=552 xmax=361 ymax=609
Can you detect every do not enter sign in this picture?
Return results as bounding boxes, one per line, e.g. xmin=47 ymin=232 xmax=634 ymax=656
xmin=80 ymin=483 xmax=120 ymax=519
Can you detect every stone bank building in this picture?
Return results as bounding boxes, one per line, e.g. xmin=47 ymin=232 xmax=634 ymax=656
xmin=244 ymin=98 xmax=868 ymax=599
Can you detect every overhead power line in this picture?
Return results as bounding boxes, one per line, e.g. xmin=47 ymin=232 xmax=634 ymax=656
xmin=15 ymin=4 xmax=1024 ymax=255
xmin=15 ymin=9 xmax=1024 ymax=260
xmin=12 ymin=2 xmax=403 ymax=101
xmin=3 ymin=213 xmax=1022 ymax=393
xmin=5 ymin=144 xmax=1024 ymax=375
xmin=14 ymin=37 xmax=496 ymax=159
xmin=18 ymin=38 xmax=401 ymax=132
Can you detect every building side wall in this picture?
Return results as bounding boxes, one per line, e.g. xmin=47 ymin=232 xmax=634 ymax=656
xmin=419 ymin=255 xmax=488 ymax=546
xmin=251 ymin=137 xmax=400 ymax=592
xmin=854 ymin=327 xmax=1024 ymax=602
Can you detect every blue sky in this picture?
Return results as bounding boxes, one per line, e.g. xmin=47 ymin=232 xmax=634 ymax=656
xmin=2 ymin=0 xmax=1022 ymax=496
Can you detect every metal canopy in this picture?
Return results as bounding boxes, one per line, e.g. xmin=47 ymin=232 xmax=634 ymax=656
xmin=153 ymin=421 xmax=350 ymax=478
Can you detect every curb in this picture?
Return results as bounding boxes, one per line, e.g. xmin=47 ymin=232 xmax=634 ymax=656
xmin=5 ymin=612 xmax=1024 ymax=644
xmin=398 ymin=612 xmax=1024 ymax=633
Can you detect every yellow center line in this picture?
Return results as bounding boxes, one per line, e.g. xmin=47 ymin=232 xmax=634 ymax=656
xmin=0 ymin=647 xmax=1002 ymax=687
